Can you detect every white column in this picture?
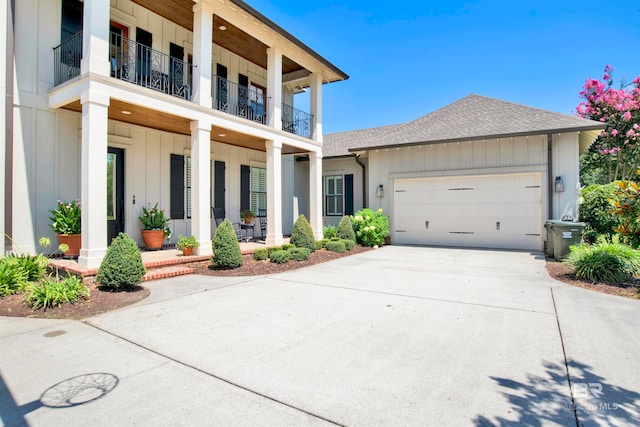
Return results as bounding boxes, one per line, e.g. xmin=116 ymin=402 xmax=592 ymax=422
xmin=81 ymin=0 xmax=110 ymax=76
xmin=192 ymin=2 xmax=213 ymax=107
xmin=266 ymin=139 xmax=284 ymax=246
xmin=310 ymin=72 xmax=323 ymax=142
xmin=190 ymin=120 xmax=212 ymax=255
xmin=267 ymin=47 xmax=283 ymax=130
xmin=78 ymin=88 xmax=109 ymax=269
xmin=309 ymin=150 xmax=323 ymax=240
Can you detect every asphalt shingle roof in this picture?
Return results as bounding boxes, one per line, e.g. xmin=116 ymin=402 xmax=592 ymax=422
xmin=322 ymin=94 xmax=605 ymax=157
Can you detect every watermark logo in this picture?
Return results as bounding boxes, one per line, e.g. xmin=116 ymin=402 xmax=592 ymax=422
xmin=573 ymin=382 xmax=604 ymax=400
xmin=569 ymin=382 xmax=619 ymax=412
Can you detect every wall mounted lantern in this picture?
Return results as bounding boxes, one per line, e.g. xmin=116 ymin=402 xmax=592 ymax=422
xmin=555 ymin=176 xmax=565 ymax=193
xmin=375 ymin=184 xmax=384 ymax=198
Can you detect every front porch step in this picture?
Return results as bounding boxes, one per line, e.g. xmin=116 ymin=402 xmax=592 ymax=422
xmin=142 ymin=264 xmax=196 ymax=282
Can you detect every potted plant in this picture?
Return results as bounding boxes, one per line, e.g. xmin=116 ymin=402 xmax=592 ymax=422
xmin=176 ymin=235 xmax=199 ymax=256
xmin=240 ymin=209 xmax=256 ymax=224
xmin=49 ymin=200 xmax=81 ymax=258
xmin=138 ymin=203 xmax=172 ymax=250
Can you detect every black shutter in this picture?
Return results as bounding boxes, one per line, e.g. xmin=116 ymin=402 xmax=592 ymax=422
xmin=238 ymin=74 xmax=248 ymax=117
xmin=170 ymin=154 xmax=185 ymax=219
xmin=345 ymin=174 xmax=354 ymax=216
xmin=214 ymin=160 xmax=226 ymax=215
xmin=240 ymin=165 xmax=250 ymax=212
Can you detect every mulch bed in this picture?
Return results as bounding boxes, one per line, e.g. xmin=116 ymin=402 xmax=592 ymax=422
xmin=545 ymin=258 xmax=640 ymax=300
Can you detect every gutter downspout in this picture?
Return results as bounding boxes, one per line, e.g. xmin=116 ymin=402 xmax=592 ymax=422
xmin=355 ymin=154 xmax=366 ymax=208
xmin=547 ymin=133 xmax=553 ymax=220
xmin=4 ymin=0 xmax=14 ymax=253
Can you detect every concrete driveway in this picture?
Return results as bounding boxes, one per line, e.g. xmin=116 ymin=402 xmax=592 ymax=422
xmin=1 ymin=246 xmax=639 ymax=426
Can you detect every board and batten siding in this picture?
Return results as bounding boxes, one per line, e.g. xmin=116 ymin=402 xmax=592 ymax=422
xmin=322 ymin=157 xmax=366 ymax=226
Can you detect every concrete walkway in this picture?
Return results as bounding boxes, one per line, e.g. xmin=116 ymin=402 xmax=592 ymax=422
xmin=1 ymin=246 xmax=638 ymax=426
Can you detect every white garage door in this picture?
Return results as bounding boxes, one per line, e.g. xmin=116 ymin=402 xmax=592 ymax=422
xmin=393 ymin=173 xmax=542 ymax=250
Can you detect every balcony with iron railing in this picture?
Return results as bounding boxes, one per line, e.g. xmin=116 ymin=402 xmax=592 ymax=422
xmin=53 ymin=32 xmax=314 ymax=139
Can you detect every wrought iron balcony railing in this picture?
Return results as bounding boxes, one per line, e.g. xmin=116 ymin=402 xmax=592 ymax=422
xmin=282 ymin=102 xmax=312 ymax=139
xmin=212 ymin=75 xmax=268 ymax=125
xmin=53 ymin=31 xmax=82 ymax=86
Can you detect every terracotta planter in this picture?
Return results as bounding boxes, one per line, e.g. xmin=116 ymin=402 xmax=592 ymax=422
xmin=181 ymin=247 xmax=194 ymax=256
xmin=244 ymin=218 xmax=254 ymax=224
xmin=56 ymin=233 xmax=81 ymax=258
xmin=141 ymin=229 xmax=165 ymax=250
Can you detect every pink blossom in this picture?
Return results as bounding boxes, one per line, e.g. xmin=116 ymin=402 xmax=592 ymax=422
xmin=623 ymin=111 xmax=632 ymax=120
xmin=605 ymin=64 xmax=614 ymax=73
xmin=612 ymin=129 xmax=619 ymax=136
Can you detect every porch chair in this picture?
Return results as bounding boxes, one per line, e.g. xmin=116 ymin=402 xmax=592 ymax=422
xmin=211 ymin=207 xmax=242 ymax=240
xmin=258 ymin=209 xmax=267 ymax=239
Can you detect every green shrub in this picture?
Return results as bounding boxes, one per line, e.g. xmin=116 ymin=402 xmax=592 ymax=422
xmin=352 ymin=208 xmax=390 ymax=247
xmin=325 ymin=240 xmax=346 ymax=253
xmin=3 ymin=253 xmax=48 ymax=282
xmin=342 ymin=239 xmax=356 ymax=251
xmin=96 ymin=233 xmax=146 ymax=289
xmin=0 ymin=257 xmax=29 ymax=296
xmin=289 ymin=247 xmax=311 ymax=261
xmin=269 ymin=250 xmax=291 ymax=264
xmin=323 ymin=225 xmax=337 ymax=239
xmin=316 ymin=239 xmax=328 ymax=250
xmin=579 ymin=183 xmax=617 ymax=237
xmin=211 ymin=220 xmax=243 ymax=269
xmin=281 ymin=243 xmax=295 ymax=251
xmin=253 ymin=248 xmax=268 ymax=261
xmin=336 ymin=216 xmax=356 ymax=241
xmin=26 ymin=275 xmax=89 ymax=309
xmin=290 ymin=215 xmax=316 ymax=252
xmin=564 ymin=239 xmax=640 ymax=282
xmin=267 ymin=246 xmax=282 ymax=257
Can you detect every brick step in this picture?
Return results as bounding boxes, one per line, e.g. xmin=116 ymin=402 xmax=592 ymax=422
xmin=142 ymin=264 xmax=195 ymax=281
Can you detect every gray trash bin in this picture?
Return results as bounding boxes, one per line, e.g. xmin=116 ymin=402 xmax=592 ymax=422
xmin=551 ymin=221 xmax=586 ymax=260
xmin=544 ymin=220 xmax=563 ymax=257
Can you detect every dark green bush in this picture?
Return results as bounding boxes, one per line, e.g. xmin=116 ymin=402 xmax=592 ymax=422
xmin=96 ymin=233 xmax=146 ymax=289
xmin=267 ymin=246 xmax=282 ymax=257
xmin=336 ymin=216 xmax=356 ymax=241
xmin=211 ymin=220 xmax=243 ymax=269
xmin=0 ymin=257 xmax=29 ymax=296
xmin=253 ymin=248 xmax=268 ymax=261
xmin=342 ymin=239 xmax=356 ymax=251
xmin=316 ymin=239 xmax=328 ymax=250
xmin=323 ymin=225 xmax=337 ymax=239
xmin=564 ymin=240 xmax=640 ymax=282
xmin=325 ymin=240 xmax=346 ymax=253
xmin=269 ymin=250 xmax=291 ymax=264
xmin=579 ymin=183 xmax=617 ymax=236
xmin=290 ymin=215 xmax=316 ymax=252
xmin=281 ymin=243 xmax=295 ymax=251
xmin=289 ymin=247 xmax=311 ymax=261
xmin=26 ymin=275 xmax=89 ymax=309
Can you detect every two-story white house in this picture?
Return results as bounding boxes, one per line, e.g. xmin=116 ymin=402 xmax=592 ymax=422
xmin=1 ymin=0 xmax=348 ymax=268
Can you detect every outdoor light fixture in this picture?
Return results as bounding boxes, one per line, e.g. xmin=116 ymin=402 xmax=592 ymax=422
xmin=375 ymin=184 xmax=384 ymax=198
xmin=555 ymin=176 xmax=565 ymax=193
xmin=218 ymin=25 xmax=227 ymax=31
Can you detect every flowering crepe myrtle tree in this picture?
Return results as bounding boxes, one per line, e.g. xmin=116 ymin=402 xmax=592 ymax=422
xmin=577 ymin=65 xmax=640 ymax=184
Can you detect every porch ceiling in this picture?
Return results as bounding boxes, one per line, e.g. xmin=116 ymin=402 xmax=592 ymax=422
xmin=130 ymin=0 xmax=303 ymax=76
xmin=61 ymin=100 xmax=305 ymax=154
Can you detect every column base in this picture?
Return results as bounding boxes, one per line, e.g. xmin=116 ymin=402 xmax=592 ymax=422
xmin=78 ymin=247 xmax=107 ymax=270
xmin=265 ymin=233 xmax=284 ymax=247
xmin=197 ymin=244 xmax=213 ymax=256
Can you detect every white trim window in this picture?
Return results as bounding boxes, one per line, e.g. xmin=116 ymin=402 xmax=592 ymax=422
xmin=251 ymin=166 xmax=266 ymax=214
xmin=325 ymin=175 xmax=343 ymax=216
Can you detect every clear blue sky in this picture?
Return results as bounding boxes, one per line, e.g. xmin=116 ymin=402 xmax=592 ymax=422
xmin=249 ymin=0 xmax=640 ymax=134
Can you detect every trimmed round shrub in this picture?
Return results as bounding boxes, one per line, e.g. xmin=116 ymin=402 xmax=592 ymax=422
xmin=269 ymin=250 xmax=291 ymax=264
xmin=281 ymin=243 xmax=295 ymax=251
xmin=290 ymin=215 xmax=316 ymax=252
xmin=211 ymin=220 xmax=243 ymax=269
xmin=289 ymin=247 xmax=311 ymax=261
xmin=267 ymin=246 xmax=282 ymax=257
xmin=564 ymin=240 xmax=640 ymax=282
xmin=325 ymin=240 xmax=346 ymax=253
xmin=342 ymin=239 xmax=356 ymax=251
xmin=316 ymin=239 xmax=328 ymax=250
xmin=323 ymin=225 xmax=337 ymax=239
xmin=336 ymin=216 xmax=356 ymax=241
xmin=96 ymin=233 xmax=146 ymax=289
xmin=253 ymin=248 xmax=268 ymax=261
xmin=579 ymin=183 xmax=617 ymax=236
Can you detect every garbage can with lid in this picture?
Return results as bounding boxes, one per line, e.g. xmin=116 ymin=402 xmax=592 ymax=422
xmin=544 ymin=220 xmax=564 ymax=257
xmin=551 ymin=221 xmax=586 ymax=260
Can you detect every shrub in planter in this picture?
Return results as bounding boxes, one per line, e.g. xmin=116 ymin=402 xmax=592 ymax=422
xmin=564 ymin=238 xmax=640 ymax=282
xmin=211 ymin=220 xmax=243 ymax=269
xmin=342 ymin=239 xmax=356 ymax=251
xmin=323 ymin=225 xmax=337 ymax=239
xmin=289 ymin=247 xmax=311 ymax=261
xmin=290 ymin=215 xmax=316 ymax=252
xmin=579 ymin=183 xmax=617 ymax=237
xmin=281 ymin=243 xmax=295 ymax=251
xmin=325 ymin=240 xmax=346 ymax=253
xmin=96 ymin=233 xmax=146 ymax=289
xmin=351 ymin=208 xmax=390 ymax=247
xmin=253 ymin=248 xmax=268 ymax=261
xmin=336 ymin=216 xmax=356 ymax=241
xmin=270 ymin=250 xmax=291 ymax=264
xmin=26 ymin=275 xmax=89 ymax=309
